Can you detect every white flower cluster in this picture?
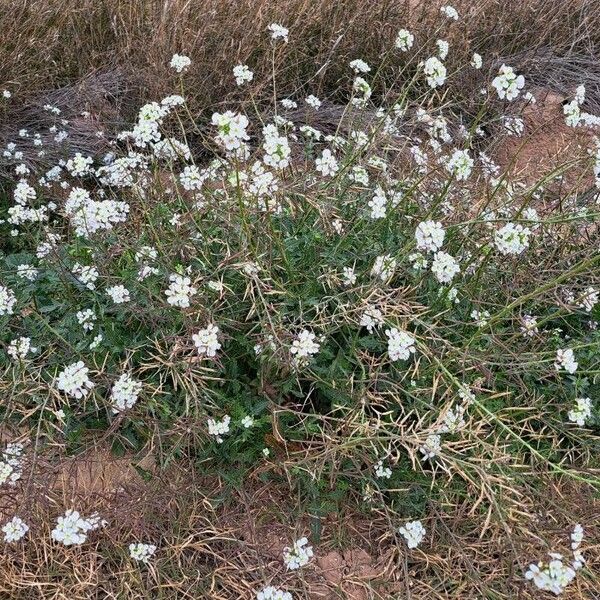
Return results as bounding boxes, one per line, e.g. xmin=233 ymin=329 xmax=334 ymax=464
xmin=106 ymin=284 xmax=130 ymax=304
xmin=111 ymin=373 xmax=143 ymax=413
xmin=415 ymin=220 xmax=445 ymax=252
xmin=207 ymin=415 xmax=231 ymax=443
xmin=315 ymin=149 xmax=338 ymax=176
xmin=283 ymin=536 xmax=313 ymax=570
xmin=494 ymin=223 xmax=531 ymax=255
xmin=374 ymin=459 xmax=392 ymax=479
xmin=446 ymin=149 xmax=473 ymax=180
xmin=64 ymin=187 xmax=129 ymax=237
xmin=0 ymin=442 xmax=25 ymax=487
xmin=165 ymin=273 xmax=197 ymax=308
xmin=419 ymin=433 xmax=441 ymax=460
xmin=395 ymin=29 xmax=414 ymax=52
xmin=371 ymin=254 xmax=396 ymax=281
xmin=7 ymin=336 xmax=37 ymax=360
xmin=2 ymin=516 xmax=28 ymax=542
xmin=170 ymin=53 xmax=191 ymax=73
xmin=431 ymin=251 xmax=460 ymax=284
xmin=290 ymin=329 xmax=320 ymax=365
xmin=212 ymin=111 xmax=250 ymax=153
xmin=51 ymin=509 xmax=103 ymax=546
xmin=65 ymin=152 xmax=93 ymax=177
xmin=440 ymin=5 xmax=458 ymax=20
xmin=385 ymin=328 xmax=416 ymax=362
xmin=256 ymin=586 xmax=292 ymax=600
xmin=0 ymin=284 xmax=17 ymax=316
xmin=56 ymin=361 xmax=95 ymax=399
xmin=576 ymin=287 xmax=598 ymax=312
xmin=193 ymin=324 xmax=221 ymax=357
xmin=525 ymin=525 xmax=586 ymax=595
xmin=129 ymin=542 xmax=157 ymax=563
xmin=423 ymin=56 xmax=446 ymax=88
xmin=398 ymin=520 xmax=426 ymax=549
xmin=492 ymin=64 xmax=525 ymax=101
xmin=233 ymin=64 xmax=253 ymax=86
xmin=73 ymin=263 xmax=99 ymax=290
xmin=521 ymin=315 xmax=539 ymax=337
xmin=360 ymin=305 xmax=384 ymax=333
xmin=554 ymin=348 xmax=578 ymax=374
xmin=568 ymin=397 xmax=592 ymax=426
xmin=263 ymin=124 xmax=291 ymax=169
xmin=268 ymin=23 xmax=289 ymax=42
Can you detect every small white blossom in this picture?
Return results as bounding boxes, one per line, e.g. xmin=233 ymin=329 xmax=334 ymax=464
xmin=268 ymin=23 xmax=289 ymax=42
xmin=129 ymin=542 xmax=156 ymax=563
xmin=555 ymin=348 xmax=578 ymax=374
xmin=385 ymin=328 xmax=416 ymax=362
xmin=56 ymin=361 xmax=94 ymax=399
xmin=106 ymin=284 xmax=130 ymax=304
xmin=395 ymin=29 xmax=414 ymax=51
xmin=193 ymin=324 xmax=221 ymax=357
xmin=398 ymin=520 xmax=425 ymax=549
xmin=431 ymin=252 xmax=460 ymax=284
xmin=170 ymin=54 xmax=191 ymax=73
xmin=207 ymin=415 xmax=231 ymax=443
xmin=2 ymin=517 xmax=28 ymax=543
xmin=568 ymin=397 xmax=592 ymax=426
xmin=111 ymin=373 xmax=142 ymax=413
xmin=165 ymin=273 xmax=197 ymax=308
xmin=233 ymin=64 xmax=254 ymax=86
xmin=492 ymin=65 xmax=525 ymax=101
xmin=283 ymin=537 xmax=313 ymax=570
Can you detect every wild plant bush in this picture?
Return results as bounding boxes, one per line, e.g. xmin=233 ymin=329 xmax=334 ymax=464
xmin=1 ymin=10 xmax=599 ymax=599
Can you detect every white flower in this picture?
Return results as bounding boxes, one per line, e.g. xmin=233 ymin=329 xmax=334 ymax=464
xmin=193 ymin=324 xmax=221 ymax=357
xmin=165 ymin=273 xmax=197 ymax=308
xmin=415 ymin=220 xmax=445 ymax=252
xmin=492 ymin=65 xmax=525 ymax=101
xmin=437 ymin=404 xmax=466 ymax=434
xmin=0 ymin=284 xmax=17 ymax=316
xmin=17 ymin=264 xmax=38 ymax=280
xmin=555 ymin=348 xmax=578 ymax=374
xmin=129 ymin=542 xmax=156 ymax=563
xmin=440 ymin=5 xmax=459 ymax=20
xmin=386 ymin=328 xmax=416 ymax=362
xmin=349 ymin=59 xmax=371 ymax=74
xmin=2 ymin=516 xmax=28 ymax=542
xmin=256 ymin=586 xmax=293 ymax=600
xmin=577 ymin=287 xmax=598 ymax=312
xmin=368 ymin=186 xmax=387 ymax=219
xmin=436 ymin=40 xmax=449 ymax=60
xmin=241 ymin=415 xmax=254 ymax=428
xmin=423 ymin=56 xmax=447 ymax=88
xmin=315 ymin=149 xmax=338 ymax=176
xmin=395 ymin=29 xmax=414 ymax=51
xmin=51 ymin=510 xmax=103 ymax=546
xmin=211 ymin=111 xmax=250 ymax=151
xmin=360 ymin=306 xmax=384 ymax=333
xmin=2 ymin=90 xmax=11 ymax=99
xmin=77 ymin=309 xmax=96 ymax=332
xmin=446 ymin=149 xmax=473 ymax=180
xmin=106 ymin=284 xmax=130 ymax=304
xmin=7 ymin=336 xmax=37 ymax=360
xmin=73 ymin=264 xmax=99 ymax=290
xmin=170 ymin=54 xmax=191 ymax=73
xmin=431 ymin=252 xmax=460 ymax=284
xmin=521 ymin=315 xmax=539 ymax=337
xmin=375 ymin=459 xmax=392 ymax=479
xmin=268 ymin=23 xmax=289 ymax=42
xmin=56 ymin=361 xmax=94 ymax=399
xmin=291 ymin=330 xmax=320 ymax=364
xmin=371 ymin=255 xmax=396 ymax=282
xmin=283 ymin=537 xmax=313 ymax=570
xmin=568 ymin=397 xmax=592 ymax=426
xmin=0 ymin=462 xmax=14 ymax=486
xmin=65 ymin=153 xmax=93 ymax=177
xmin=207 ymin=415 xmax=231 ymax=443
xmin=342 ymin=266 xmax=357 ymax=286
xmin=525 ymin=554 xmax=577 ymax=595
xmin=494 ymin=223 xmax=531 ymax=255
xmin=471 ymin=53 xmax=483 ymax=69
xmin=305 ymin=94 xmax=321 ymax=109
xmin=419 ymin=434 xmax=441 ymax=460
xmin=471 ymin=309 xmax=491 ymax=327
xmin=233 ymin=64 xmax=254 ymax=86
xmin=262 ymin=125 xmax=291 ymax=169
xmin=111 ymin=373 xmax=142 ymax=413
xmin=399 ymin=520 xmax=425 ymax=549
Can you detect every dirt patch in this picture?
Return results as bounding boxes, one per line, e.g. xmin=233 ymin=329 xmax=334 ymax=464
xmin=494 ymin=88 xmax=597 ymax=194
